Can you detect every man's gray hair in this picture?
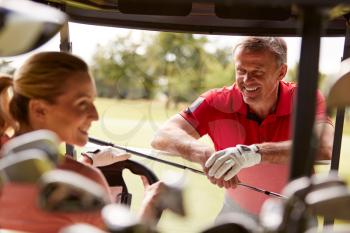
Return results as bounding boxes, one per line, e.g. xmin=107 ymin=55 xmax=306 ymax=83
xmin=233 ymin=37 xmax=287 ymax=66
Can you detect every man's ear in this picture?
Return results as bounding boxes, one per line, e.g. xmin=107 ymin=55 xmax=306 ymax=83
xmin=28 ymin=99 xmax=49 ymax=120
xmin=278 ymin=64 xmax=288 ymax=81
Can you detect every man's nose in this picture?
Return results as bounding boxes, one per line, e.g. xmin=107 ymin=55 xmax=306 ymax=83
xmin=243 ymin=73 xmax=251 ymax=82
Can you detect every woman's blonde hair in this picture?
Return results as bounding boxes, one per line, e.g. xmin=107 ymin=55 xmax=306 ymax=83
xmin=0 ymin=75 xmax=15 ymax=135
xmin=0 ymin=52 xmax=89 ymax=132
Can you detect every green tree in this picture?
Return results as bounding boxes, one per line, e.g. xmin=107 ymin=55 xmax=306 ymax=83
xmin=91 ymin=32 xmax=237 ymax=105
xmin=146 ymin=32 xmax=210 ymax=107
xmin=286 ymin=63 xmax=327 ymax=91
xmin=91 ymin=34 xmax=157 ymax=99
xmin=204 ymin=47 xmax=235 ymax=90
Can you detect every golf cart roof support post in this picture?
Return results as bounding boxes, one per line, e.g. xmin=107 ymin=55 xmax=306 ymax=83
xmin=60 ymin=21 xmax=72 ymax=53
xmin=324 ymin=15 xmax=350 ymax=227
xmin=60 ymin=21 xmax=75 ymax=158
xmin=329 ymin=16 xmax=350 ymax=173
xmin=329 ymin=108 xmax=345 ymax=172
xmin=290 ymin=6 xmax=325 ymax=180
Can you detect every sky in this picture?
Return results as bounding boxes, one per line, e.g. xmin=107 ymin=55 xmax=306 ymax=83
xmin=9 ymin=22 xmax=346 ymax=75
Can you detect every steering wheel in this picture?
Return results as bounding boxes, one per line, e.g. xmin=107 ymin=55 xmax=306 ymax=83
xmin=97 ymin=159 xmax=159 ymax=206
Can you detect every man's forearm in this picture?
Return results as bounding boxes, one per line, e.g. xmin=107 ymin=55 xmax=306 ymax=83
xmin=151 ymin=130 xmax=213 ymax=165
xmin=151 ymin=131 xmax=194 ymax=160
xmin=257 ymin=140 xmax=291 ymax=164
xmin=257 ymin=130 xmax=333 ymax=164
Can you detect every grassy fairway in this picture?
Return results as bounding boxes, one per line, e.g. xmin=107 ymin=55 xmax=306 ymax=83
xmin=87 ymin=98 xmax=350 ymax=233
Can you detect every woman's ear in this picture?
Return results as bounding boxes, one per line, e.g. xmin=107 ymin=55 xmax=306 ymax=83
xmin=28 ymin=99 xmax=48 ymax=121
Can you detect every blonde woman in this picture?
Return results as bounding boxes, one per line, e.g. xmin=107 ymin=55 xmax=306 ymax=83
xmin=0 ymin=52 xmax=164 ymax=233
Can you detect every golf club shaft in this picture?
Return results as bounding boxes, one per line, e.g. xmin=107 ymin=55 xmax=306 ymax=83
xmin=88 ymin=137 xmax=286 ymax=199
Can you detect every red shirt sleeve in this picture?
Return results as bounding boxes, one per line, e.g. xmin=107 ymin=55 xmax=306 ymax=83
xmin=179 ymin=93 xmax=214 ymax=137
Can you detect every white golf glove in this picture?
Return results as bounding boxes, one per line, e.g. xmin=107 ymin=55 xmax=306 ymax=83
xmin=82 ymin=147 xmax=131 ymax=167
xmin=205 ymin=144 xmax=261 ymax=181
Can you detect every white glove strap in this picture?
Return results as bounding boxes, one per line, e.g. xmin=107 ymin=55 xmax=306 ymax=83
xmin=236 ymin=144 xmax=261 ymax=167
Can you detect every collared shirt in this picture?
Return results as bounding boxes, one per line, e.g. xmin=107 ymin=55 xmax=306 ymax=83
xmin=180 ymin=81 xmax=331 ymax=214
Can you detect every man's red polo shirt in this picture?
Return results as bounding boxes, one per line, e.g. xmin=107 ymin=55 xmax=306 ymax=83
xmin=180 ymin=81 xmax=330 ymax=214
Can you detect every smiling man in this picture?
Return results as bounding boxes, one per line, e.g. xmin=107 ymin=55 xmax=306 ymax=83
xmin=151 ymin=37 xmax=334 ymax=218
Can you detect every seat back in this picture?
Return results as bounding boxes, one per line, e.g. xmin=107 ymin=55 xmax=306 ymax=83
xmin=98 ymin=159 xmax=158 ymax=206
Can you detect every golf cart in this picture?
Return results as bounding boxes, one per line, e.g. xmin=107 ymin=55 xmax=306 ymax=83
xmin=3 ymin=0 xmax=350 ymax=232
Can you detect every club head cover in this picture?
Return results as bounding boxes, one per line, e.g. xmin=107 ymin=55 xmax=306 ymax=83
xmin=102 ymin=204 xmax=158 ymax=233
xmin=38 ymin=169 xmax=110 ymax=212
xmin=1 ymin=129 xmax=61 ymax=165
xmin=59 ymin=223 xmax=108 ymax=233
xmin=260 ymin=198 xmax=285 ymax=231
xmin=156 ymin=172 xmax=186 ymax=217
xmin=201 ymin=212 xmax=260 ymax=233
xmin=305 ymin=185 xmax=350 ymax=220
xmin=0 ymin=149 xmax=54 ymax=186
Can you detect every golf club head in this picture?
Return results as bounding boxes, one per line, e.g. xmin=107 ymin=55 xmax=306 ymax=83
xmin=277 ymin=176 xmax=322 ymax=233
xmin=0 ymin=149 xmax=54 ymax=186
xmin=1 ymin=130 xmax=61 ymax=165
xmin=0 ymin=0 xmax=67 ymax=56
xmin=201 ymin=212 xmax=260 ymax=233
xmin=310 ymin=172 xmax=346 ymax=189
xmin=59 ymin=223 xmax=108 ymax=233
xmin=305 ymin=224 xmax=350 ymax=233
xmin=277 ymin=173 xmax=348 ymax=232
xmin=38 ymin=169 xmax=110 ymax=212
xmin=102 ymin=204 xmax=157 ymax=233
xmin=260 ymin=198 xmax=285 ymax=232
xmin=282 ymin=173 xmax=345 ymax=199
xmin=157 ymin=172 xmax=186 ymax=216
xmin=306 ymin=185 xmax=350 ymax=220
xmin=285 ymin=172 xmax=350 ymax=220
xmin=327 ymin=57 xmax=350 ymax=108
xmin=282 ymin=176 xmax=311 ymax=199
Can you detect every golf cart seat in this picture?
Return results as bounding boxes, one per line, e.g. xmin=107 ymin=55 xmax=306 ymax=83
xmin=97 ymin=159 xmax=159 ymax=206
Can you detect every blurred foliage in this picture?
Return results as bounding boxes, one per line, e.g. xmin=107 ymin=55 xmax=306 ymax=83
xmin=285 ymin=62 xmax=327 ymax=91
xmin=91 ymin=35 xmax=156 ymax=99
xmin=91 ymin=32 xmax=233 ymax=107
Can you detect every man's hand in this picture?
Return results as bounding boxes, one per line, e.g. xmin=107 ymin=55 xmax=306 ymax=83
xmin=82 ymin=147 xmax=131 ymax=167
xmin=205 ymin=144 xmax=261 ymax=181
xmin=206 ymin=174 xmax=240 ymax=189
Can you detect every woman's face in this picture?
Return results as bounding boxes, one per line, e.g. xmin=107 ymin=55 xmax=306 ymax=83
xmin=40 ymin=71 xmax=98 ymax=146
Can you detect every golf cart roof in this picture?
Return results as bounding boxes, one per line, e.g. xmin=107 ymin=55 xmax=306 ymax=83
xmin=36 ymin=0 xmax=350 ymax=36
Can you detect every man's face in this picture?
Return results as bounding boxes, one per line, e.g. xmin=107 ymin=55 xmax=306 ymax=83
xmin=234 ymin=48 xmax=287 ymax=111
